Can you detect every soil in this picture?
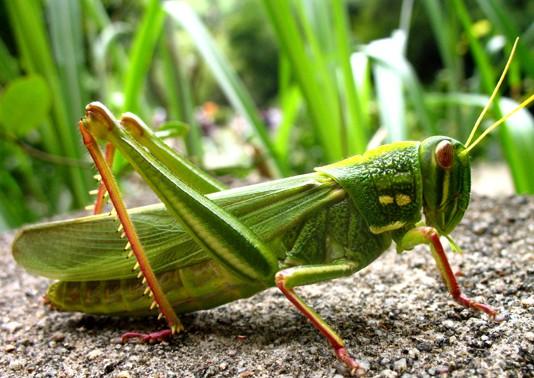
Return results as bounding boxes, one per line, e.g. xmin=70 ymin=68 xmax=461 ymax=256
xmin=0 ymin=195 xmax=532 ymax=377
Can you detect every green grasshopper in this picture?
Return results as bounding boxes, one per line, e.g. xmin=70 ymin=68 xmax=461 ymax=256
xmin=12 ymin=39 xmax=533 ymax=374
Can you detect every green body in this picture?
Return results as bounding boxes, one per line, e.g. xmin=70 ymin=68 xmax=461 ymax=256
xmin=14 ymin=139 xmax=455 ymax=316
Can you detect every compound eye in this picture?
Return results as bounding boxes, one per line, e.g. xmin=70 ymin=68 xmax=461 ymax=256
xmin=435 ymin=140 xmax=454 ymax=169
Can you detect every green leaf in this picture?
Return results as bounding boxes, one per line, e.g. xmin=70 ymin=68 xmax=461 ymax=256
xmin=0 ymin=75 xmax=51 ymax=136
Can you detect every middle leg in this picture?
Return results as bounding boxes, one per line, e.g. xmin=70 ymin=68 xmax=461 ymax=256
xmin=275 ymin=262 xmax=362 ymax=374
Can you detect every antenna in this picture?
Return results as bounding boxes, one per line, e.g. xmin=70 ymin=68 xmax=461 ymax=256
xmin=462 ymin=93 xmax=534 ymax=155
xmin=464 ymin=37 xmax=519 ymax=148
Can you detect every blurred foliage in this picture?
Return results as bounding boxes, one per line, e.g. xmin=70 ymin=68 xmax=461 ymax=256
xmin=0 ymin=0 xmax=533 ymax=230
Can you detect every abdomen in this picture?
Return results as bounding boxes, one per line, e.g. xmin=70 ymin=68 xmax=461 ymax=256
xmin=47 ymin=259 xmax=267 ymax=316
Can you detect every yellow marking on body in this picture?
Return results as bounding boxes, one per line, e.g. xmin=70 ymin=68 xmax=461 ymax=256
xmin=395 ymin=194 xmax=411 ymax=206
xmin=315 ymin=141 xmax=419 ymax=171
xmin=379 ymin=195 xmax=394 ymax=205
xmin=370 ymin=221 xmax=405 ymax=234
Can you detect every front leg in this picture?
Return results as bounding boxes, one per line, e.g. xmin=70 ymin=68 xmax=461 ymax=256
xmin=275 ymin=263 xmax=363 ymax=375
xmin=398 ymin=226 xmax=497 ymax=318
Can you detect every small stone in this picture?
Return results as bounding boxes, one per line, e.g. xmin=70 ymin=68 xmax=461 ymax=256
xmin=88 ymin=348 xmax=103 ymax=360
xmin=219 ymin=362 xmax=228 ymax=370
xmin=4 ymin=344 xmax=16 ymax=352
xmin=393 ymin=358 xmax=407 ymax=372
xmin=358 ymin=359 xmax=370 ymax=372
xmin=408 ymin=348 xmax=419 ymax=359
xmin=525 ymin=332 xmax=534 ymax=342
xmin=442 ymin=320 xmax=455 ymax=329
xmin=472 ymin=223 xmax=488 ymax=235
xmin=51 ymin=331 xmax=65 ymax=342
xmin=114 ymin=371 xmax=132 ymax=378
xmin=435 ymin=365 xmax=449 ymax=374
xmin=35 ymin=317 xmax=48 ymax=329
xmin=416 ymin=341 xmax=433 ymax=352
xmin=227 ymin=349 xmax=237 ymax=357
xmin=378 ymin=369 xmax=398 ymax=378
xmin=9 ymin=359 xmax=25 ymax=371
xmin=2 ymin=321 xmax=22 ymax=332
xmin=238 ymin=370 xmax=254 ymax=378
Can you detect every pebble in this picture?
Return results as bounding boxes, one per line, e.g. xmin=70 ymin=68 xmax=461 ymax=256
xmin=393 ymin=358 xmax=407 ymax=372
xmin=114 ymin=371 xmax=132 ymax=378
xmin=416 ymin=341 xmax=433 ymax=352
xmin=4 ymin=344 xmax=16 ymax=352
xmin=379 ymin=369 xmax=398 ymax=377
xmin=472 ymin=223 xmax=488 ymax=235
xmin=435 ymin=365 xmax=449 ymax=374
xmin=51 ymin=332 xmax=65 ymax=342
xmin=227 ymin=349 xmax=237 ymax=357
xmin=87 ymin=349 xmax=103 ymax=360
xmin=2 ymin=321 xmax=22 ymax=332
xmin=442 ymin=320 xmax=455 ymax=329
xmin=521 ymin=297 xmax=534 ymax=308
xmin=9 ymin=359 xmax=25 ymax=370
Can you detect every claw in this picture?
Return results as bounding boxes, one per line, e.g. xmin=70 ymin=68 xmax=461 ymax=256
xmin=455 ymin=294 xmax=498 ymax=319
xmin=335 ymin=347 xmax=366 ymax=376
xmin=121 ymin=329 xmax=174 ymax=343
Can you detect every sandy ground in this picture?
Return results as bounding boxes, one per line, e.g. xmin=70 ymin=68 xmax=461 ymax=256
xmin=0 ymin=195 xmax=533 ymax=377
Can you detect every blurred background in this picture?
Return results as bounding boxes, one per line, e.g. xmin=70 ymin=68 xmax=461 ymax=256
xmin=0 ymin=0 xmax=532 ymax=231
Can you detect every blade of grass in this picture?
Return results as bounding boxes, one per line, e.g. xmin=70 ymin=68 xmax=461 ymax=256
xmin=332 ymin=0 xmax=367 ymax=155
xmin=452 ymin=0 xmax=534 ymax=193
xmin=369 ymin=41 xmax=406 ymax=142
xmin=92 ymin=22 xmax=130 ymax=104
xmin=476 ymin=0 xmax=534 ymax=79
xmin=293 ymin=0 xmax=345 ymax=155
xmin=0 ymin=38 xmax=19 ymax=83
xmin=350 ymin=52 xmax=373 ymax=144
xmin=47 ymin=0 xmax=88 ymax=141
xmin=262 ymin=0 xmax=343 ymax=163
xmin=82 ymin=0 xmax=129 ymax=99
xmin=6 ymin=0 xmax=89 ymax=208
xmin=164 ymin=1 xmax=286 ymax=177
xmin=160 ymin=21 xmax=204 ymax=163
xmin=420 ymin=0 xmax=464 ymax=139
xmin=365 ymin=31 xmax=435 ymax=141
xmin=275 ymin=85 xmax=302 ymax=165
xmin=123 ymin=0 xmax=165 ymax=115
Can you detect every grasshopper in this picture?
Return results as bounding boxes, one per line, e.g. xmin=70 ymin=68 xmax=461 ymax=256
xmin=12 ymin=39 xmax=534 ymax=374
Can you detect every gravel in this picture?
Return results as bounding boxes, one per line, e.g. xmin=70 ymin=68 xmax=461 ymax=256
xmin=0 ymin=195 xmax=532 ymax=377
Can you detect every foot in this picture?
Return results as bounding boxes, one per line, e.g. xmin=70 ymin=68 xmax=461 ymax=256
xmin=454 ymin=293 xmax=499 ymax=319
xmin=121 ymin=328 xmax=173 ymax=343
xmin=335 ymin=347 xmax=366 ymax=376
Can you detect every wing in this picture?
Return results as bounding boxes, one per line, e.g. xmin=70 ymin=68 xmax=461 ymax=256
xmin=13 ymin=173 xmax=342 ymax=281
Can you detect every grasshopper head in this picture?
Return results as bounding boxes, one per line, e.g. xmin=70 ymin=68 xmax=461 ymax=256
xmin=419 ymin=136 xmax=471 ymax=235
xmin=418 ymin=38 xmax=533 ymax=235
